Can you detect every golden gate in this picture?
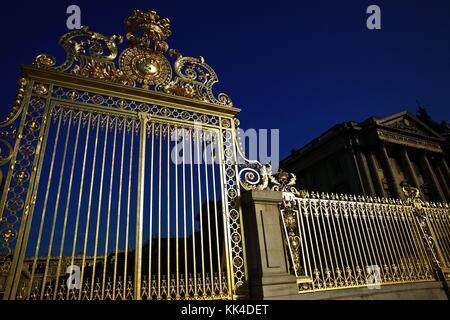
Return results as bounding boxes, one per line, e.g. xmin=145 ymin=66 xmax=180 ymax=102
xmin=0 ymin=9 xmax=252 ymax=300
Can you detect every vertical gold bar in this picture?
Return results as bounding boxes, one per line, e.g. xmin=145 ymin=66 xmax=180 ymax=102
xmin=148 ymin=122 xmax=155 ymax=298
xmin=135 ymin=113 xmax=147 ymax=300
xmin=157 ymin=123 xmax=163 ymax=299
xmin=376 ymin=203 xmax=395 ymax=280
xmin=189 ymin=129 xmax=197 ymax=298
xmin=113 ymin=121 xmax=126 ymax=299
xmin=40 ymin=111 xmax=73 ymax=299
xmin=408 ymin=206 xmax=433 ymax=277
xmin=360 ymin=203 xmax=380 ymax=269
xmin=391 ymin=205 xmax=408 ymax=266
xmin=383 ymin=204 xmax=402 ymax=281
xmin=401 ymin=206 xmax=423 ymax=279
xmin=396 ymin=205 xmax=418 ymax=279
xmin=90 ymin=116 xmax=110 ymax=300
xmin=196 ymin=128 xmax=206 ymax=295
xmin=102 ymin=117 xmax=118 ymax=298
xmin=230 ymin=124 xmax=249 ymax=296
xmin=339 ymin=202 xmax=356 ymax=284
xmin=369 ymin=203 xmax=390 ymax=281
xmin=203 ymin=130 xmax=214 ymax=293
xmin=352 ymin=203 xmax=369 ymax=274
xmin=297 ymin=199 xmax=313 ymax=278
xmin=174 ymin=126 xmax=180 ymax=298
xmin=123 ymin=121 xmax=135 ymax=298
xmin=388 ymin=205 xmax=408 ymax=280
xmin=166 ymin=125 xmax=171 ymax=298
xmin=53 ymin=111 xmax=82 ymax=297
xmin=2 ymin=80 xmax=38 ymax=300
xmin=409 ymin=206 xmax=432 ymax=278
xmin=348 ymin=203 xmax=367 ymax=282
xmin=430 ymin=208 xmax=450 ymax=261
xmin=308 ymin=200 xmax=324 ymax=286
xmin=209 ymin=132 xmax=223 ymax=294
xmin=28 ymin=111 xmax=63 ymax=299
xmin=325 ymin=201 xmax=341 ymax=284
xmin=79 ymin=116 xmax=101 ymax=300
xmin=344 ymin=203 xmax=360 ymax=284
xmin=182 ymin=129 xmax=188 ymax=297
xmin=216 ymin=128 xmax=232 ymax=297
xmin=319 ymin=200 xmax=334 ymax=285
xmin=21 ymin=100 xmax=53 ymax=299
xmin=67 ymin=113 xmax=91 ymax=300
xmin=438 ymin=208 xmax=450 ymax=260
xmin=439 ymin=208 xmax=450 ymax=261
xmin=428 ymin=209 xmax=444 ymax=258
xmin=333 ymin=201 xmax=351 ymax=284
xmin=329 ymin=201 xmax=346 ymax=283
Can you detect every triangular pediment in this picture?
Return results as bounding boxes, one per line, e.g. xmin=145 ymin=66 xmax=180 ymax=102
xmin=377 ymin=112 xmax=444 ymax=140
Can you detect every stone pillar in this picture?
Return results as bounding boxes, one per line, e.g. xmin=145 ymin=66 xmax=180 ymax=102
xmin=344 ymin=150 xmax=363 ymax=195
xmin=241 ymin=190 xmax=298 ymax=299
xmin=356 ymin=149 xmax=376 ymax=196
xmin=440 ymin=157 xmax=450 ymax=183
xmin=379 ymin=143 xmax=402 ymax=198
xmin=435 ymin=165 xmax=450 ymax=202
xmin=400 ymin=147 xmax=420 ymax=188
xmin=367 ymin=151 xmax=385 ymax=197
xmin=349 ymin=148 xmax=366 ymax=195
xmin=420 ymin=152 xmax=446 ymax=203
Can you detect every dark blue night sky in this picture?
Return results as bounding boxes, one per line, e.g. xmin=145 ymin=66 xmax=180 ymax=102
xmin=1 ymin=0 xmax=449 ymax=161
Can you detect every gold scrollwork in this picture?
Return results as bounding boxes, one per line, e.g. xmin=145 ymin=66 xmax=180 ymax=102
xmin=31 ymin=10 xmax=234 ymax=107
xmin=0 ymin=78 xmax=27 ymax=128
xmin=280 ymin=197 xmax=302 ymax=276
xmin=0 ymin=139 xmax=14 ymax=166
xmin=159 ymin=51 xmax=233 ymax=106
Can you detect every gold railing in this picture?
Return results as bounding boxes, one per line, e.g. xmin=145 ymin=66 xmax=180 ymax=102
xmin=279 ymin=191 xmax=450 ymax=293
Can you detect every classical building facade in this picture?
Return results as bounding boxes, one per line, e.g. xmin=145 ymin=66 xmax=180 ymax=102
xmin=281 ymin=110 xmax=450 ymax=202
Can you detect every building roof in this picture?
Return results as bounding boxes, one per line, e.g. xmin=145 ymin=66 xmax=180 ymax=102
xmin=282 ymin=110 xmax=447 ymax=168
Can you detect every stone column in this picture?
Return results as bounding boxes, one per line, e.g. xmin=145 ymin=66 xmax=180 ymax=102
xmin=357 ymin=149 xmax=376 ymax=196
xmin=440 ymin=157 xmax=450 ymax=183
xmin=400 ymin=147 xmax=420 ymax=188
xmin=419 ymin=152 xmax=446 ymax=203
xmin=352 ymin=154 xmax=366 ymax=194
xmin=241 ymin=190 xmax=298 ymax=299
xmin=379 ymin=143 xmax=402 ymax=199
xmin=435 ymin=165 xmax=450 ymax=202
xmin=367 ymin=151 xmax=385 ymax=197
xmin=344 ymin=148 xmax=364 ymax=195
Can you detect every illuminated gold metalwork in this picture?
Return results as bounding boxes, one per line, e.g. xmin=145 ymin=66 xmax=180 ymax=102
xmin=31 ymin=9 xmax=232 ymax=107
xmin=0 ymin=9 xmax=246 ymax=300
xmin=279 ymin=186 xmax=450 ymax=293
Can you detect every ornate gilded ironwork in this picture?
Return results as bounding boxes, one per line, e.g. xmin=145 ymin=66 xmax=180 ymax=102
xmin=0 ymin=9 xmax=248 ymax=300
xmin=279 ymin=185 xmax=450 ymax=293
xmin=401 ymin=181 xmax=450 ymax=281
xmin=31 ymin=10 xmax=232 ymax=107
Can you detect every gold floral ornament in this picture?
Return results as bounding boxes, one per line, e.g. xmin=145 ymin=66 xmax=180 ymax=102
xmin=31 ymin=9 xmax=233 ymax=107
xmin=159 ymin=50 xmax=233 ymax=106
xmin=33 ymin=26 xmax=132 ymax=85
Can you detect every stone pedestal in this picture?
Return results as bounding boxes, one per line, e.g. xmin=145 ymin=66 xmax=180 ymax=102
xmin=241 ymin=190 xmax=298 ymax=299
